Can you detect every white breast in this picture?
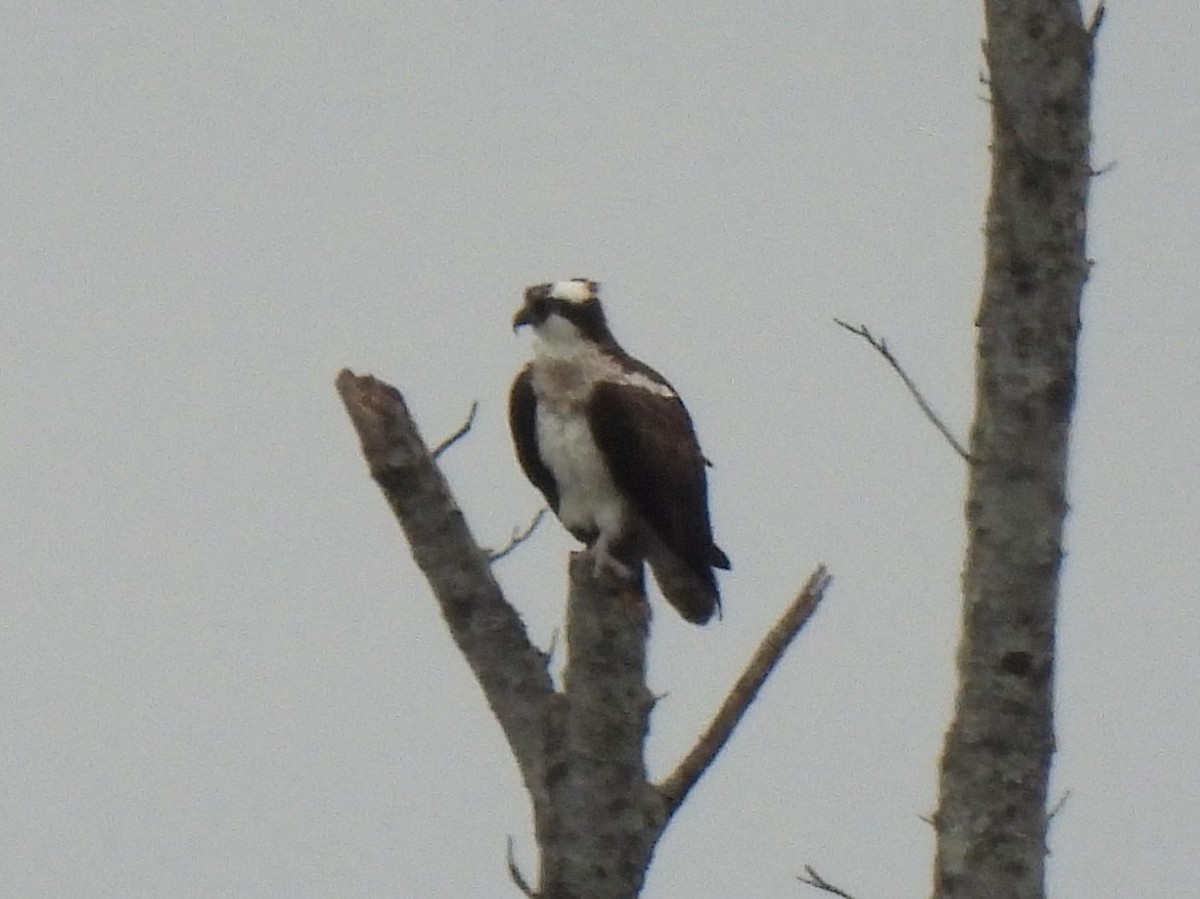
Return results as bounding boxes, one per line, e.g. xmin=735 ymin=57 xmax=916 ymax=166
xmin=535 ymin=403 xmax=626 ymax=539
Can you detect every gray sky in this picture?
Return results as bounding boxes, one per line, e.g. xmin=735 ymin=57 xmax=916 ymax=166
xmin=4 ymin=2 xmax=1197 ymax=896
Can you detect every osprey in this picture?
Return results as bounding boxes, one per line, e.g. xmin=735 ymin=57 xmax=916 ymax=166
xmin=508 ymin=278 xmax=730 ymax=624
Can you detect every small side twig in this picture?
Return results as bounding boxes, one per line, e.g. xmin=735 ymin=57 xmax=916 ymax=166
xmin=432 ymin=400 xmax=479 ymax=459
xmin=1047 ymin=788 xmax=1072 ymax=823
xmin=487 ymin=507 xmax=549 ymax=563
xmin=798 ymin=865 xmax=857 ymax=899
xmin=658 ymin=565 xmax=832 ymax=817
xmin=833 ymin=319 xmax=972 ymax=463
xmin=505 ymin=836 xmax=536 ymax=898
xmin=1087 ymin=2 xmax=1106 ymax=37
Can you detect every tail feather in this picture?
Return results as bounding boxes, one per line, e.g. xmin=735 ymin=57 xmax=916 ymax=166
xmin=710 ymin=544 xmax=731 ymax=571
xmin=646 ymin=542 xmax=722 ymax=625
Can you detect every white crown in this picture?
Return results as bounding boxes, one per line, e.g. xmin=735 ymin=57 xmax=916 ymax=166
xmin=548 ymin=280 xmax=595 ymax=303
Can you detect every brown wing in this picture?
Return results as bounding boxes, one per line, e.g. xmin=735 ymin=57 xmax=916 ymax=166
xmin=587 ymin=380 xmax=730 ymax=583
xmin=509 ymin=366 xmax=559 ymax=511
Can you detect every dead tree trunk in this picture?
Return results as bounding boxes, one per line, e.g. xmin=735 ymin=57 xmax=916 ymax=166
xmin=933 ymin=2 xmax=1101 ymax=897
xmin=538 ymin=560 xmax=660 ymax=899
xmin=336 ymin=370 xmax=830 ymax=898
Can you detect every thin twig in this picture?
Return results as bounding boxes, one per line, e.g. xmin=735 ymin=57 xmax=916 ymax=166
xmin=833 ymin=319 xmax=972 ymax=463
xmin=798 ymin=865 xmax=857 ymax=899
xmin=432 ymin=400 xmax=479 ymax=459
xmin=1087 ymin=2 xmax=1106 ymax=37
xmin=487 ymin=507 xmax=549 ymax=563
xmin=657 ymin=565 xmax=832 ymax=817
xmin=505 ymin=836 xmax=536 ymax=898
xmin=1047 ymin=788 xmax=1072 ymax=823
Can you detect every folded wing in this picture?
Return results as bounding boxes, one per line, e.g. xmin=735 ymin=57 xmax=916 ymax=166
xmin=587 ymin=379 xmax=729 ymax=623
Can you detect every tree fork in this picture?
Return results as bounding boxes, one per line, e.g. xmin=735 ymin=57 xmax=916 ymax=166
xmin=337 ymin=369 xmax=830 ymax=897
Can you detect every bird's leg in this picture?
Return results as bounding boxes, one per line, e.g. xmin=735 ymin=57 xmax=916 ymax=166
xmin=586 ymin=530 xmax=649 ymax=622
xmin=591 ymin=528 xmax=635 ymax=582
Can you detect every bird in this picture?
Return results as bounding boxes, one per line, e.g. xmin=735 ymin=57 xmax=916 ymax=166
xmin=508 ymin=278 xmax=730 ymax=624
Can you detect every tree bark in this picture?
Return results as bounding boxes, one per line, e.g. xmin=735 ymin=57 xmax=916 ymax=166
xmin=538 ymin=560 xmax=661 ymax=899
xmin=933 ymin=3 xmax=1100 ymax=898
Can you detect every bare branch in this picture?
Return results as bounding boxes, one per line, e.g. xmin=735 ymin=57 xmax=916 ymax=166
xmin=335 ymin=369 xmax=554 ymax=786
xmin=1087 ymin=2 xmax=1106 ymax=37
xmin=833 ymin=319 xmax=972 ymax=462
xmin=506 ymin=836 xmax=536 ymax=898
xmin=432 ymin=399 xmax=479 ymax=459
xmin=658 ymin=565 xmax=832 ymax=817
xmin=798 ymin=865 xmax=857 ymax=899
xmin=487 ymin=507 xmax=549 ymax=564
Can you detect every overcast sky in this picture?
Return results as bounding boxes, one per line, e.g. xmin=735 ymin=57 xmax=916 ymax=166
xmin=4 ymin=2 xmax=1197 ymax=897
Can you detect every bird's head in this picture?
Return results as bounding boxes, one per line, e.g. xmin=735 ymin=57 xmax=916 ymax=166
xmin=513 ymin=278 xmax=615 ymax=350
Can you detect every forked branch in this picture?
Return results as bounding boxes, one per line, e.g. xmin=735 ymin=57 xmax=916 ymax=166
xmin=487 ymin=507 xmax=549 ymax=563
xmin=338 ymin=368 xmax=833 ymax=896
xmin=798 ymin=865 xmax=858 ymax=899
